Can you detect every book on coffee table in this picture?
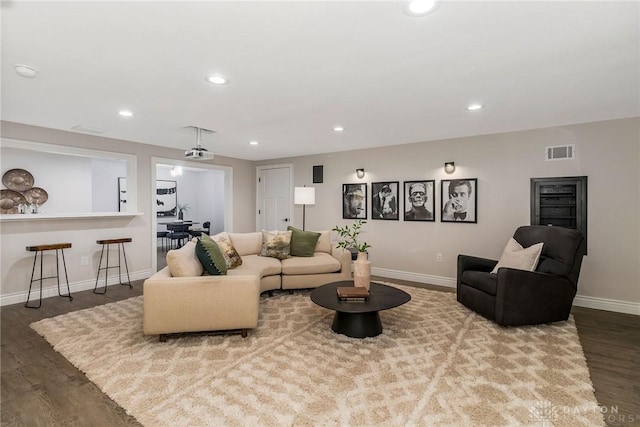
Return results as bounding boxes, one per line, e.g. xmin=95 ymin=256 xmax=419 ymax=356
xmin=337 ymin=287 xmax=370 ymax=300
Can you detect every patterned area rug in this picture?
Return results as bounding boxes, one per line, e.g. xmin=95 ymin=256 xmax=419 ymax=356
xmin=31 ymin=284 xmax=603 ymax=426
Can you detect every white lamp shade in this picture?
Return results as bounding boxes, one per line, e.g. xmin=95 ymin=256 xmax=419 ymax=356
xmin=294 ymin=187 xmax=315 ymax=205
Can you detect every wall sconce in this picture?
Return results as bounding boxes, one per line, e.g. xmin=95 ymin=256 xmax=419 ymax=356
xmin=170 ymin=165 xmax=183 ymax=177
xmin=356 ymin=168 xmax=365 ymax=179
xmin=444 ymin=162 xmax=455 ymax=174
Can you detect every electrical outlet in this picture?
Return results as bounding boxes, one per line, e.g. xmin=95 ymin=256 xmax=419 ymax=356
xmin=81 ymin=256 xmax=89 ymax=266
xmin=436 ymin=253 xmax=443 ymax=262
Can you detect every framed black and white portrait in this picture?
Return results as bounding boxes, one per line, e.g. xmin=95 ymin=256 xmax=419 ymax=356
xmin=441 ymin=178 xmax=477 ymax=223
xmin=403 ymin=180 xmax=435 ymax=222
xmin=156 ymin=180 xmax=177 ymax=217
xmin=342 ymin=183 xmax=367 ymax=219
xmin=117 ymin=177 xmax=127 ymax=212
xmin=371 ymin=181 xmax=399 ymax=220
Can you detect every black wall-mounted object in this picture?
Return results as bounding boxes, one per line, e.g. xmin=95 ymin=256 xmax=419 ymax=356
xmin=313 ymin=165 xmax=323 ymax=183
xmin=531 ymin=176 xmax=587 ymax=253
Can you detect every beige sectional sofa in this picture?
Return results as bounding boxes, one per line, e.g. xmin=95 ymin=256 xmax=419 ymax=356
xmin=143 ymin=231 xmax=351 ymax=341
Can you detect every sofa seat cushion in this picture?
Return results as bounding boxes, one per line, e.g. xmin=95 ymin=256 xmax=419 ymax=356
xmin=460 ymin=270 xmax=497 ymax=296
xmin=228 ymin=254 xmax=282 ymax=278
xmin=281 ymin=252 xmax=342 ymax=275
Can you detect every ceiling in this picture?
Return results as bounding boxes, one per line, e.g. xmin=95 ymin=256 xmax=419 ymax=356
xmin=2 ymin=1 xmax=638 ymax=161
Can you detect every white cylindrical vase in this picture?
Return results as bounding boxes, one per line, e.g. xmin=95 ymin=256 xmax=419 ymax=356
xmin=353 ymin=251 xmax=371 ymax=290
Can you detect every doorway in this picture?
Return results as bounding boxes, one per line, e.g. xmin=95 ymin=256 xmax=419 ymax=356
xmin=152 ymin=158 xmax=233 ymax=272
xmin=256 ymin=164 xmax=293 ymax=231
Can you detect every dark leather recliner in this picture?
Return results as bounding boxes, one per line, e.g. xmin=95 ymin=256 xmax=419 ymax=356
xmin=457 ymin=225 xmax=586 ymax=326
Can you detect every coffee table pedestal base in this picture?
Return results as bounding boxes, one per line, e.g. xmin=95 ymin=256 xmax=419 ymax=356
xmin=332 ymin=311 xmax=382 ymax=338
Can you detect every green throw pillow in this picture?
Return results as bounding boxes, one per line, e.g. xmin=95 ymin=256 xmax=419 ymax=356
xmin=287 ymin=226 xmax=321 ymax=257
xmin=195 ymin=239 xmax=227 ymax=275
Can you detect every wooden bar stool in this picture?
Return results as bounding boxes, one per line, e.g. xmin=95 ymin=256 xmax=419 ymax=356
xmin=25 ymin=243 xmax=73 ymax=309
xmin=94 ymin=238 xmax=132 ymax=294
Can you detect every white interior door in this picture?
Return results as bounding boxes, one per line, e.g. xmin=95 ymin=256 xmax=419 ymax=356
xmin=257 ymin=165 xmax=292 ymax=231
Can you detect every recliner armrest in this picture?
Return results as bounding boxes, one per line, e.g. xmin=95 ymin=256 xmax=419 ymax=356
xmin=495 ymin=268 xmax=576 ymax=326
xmin=457 ymin=254 xmax=498 ymax=294
xmin=457 ymin=254 xmax=497 ymax=275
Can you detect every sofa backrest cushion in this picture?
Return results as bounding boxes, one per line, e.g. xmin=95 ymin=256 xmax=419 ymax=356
xmin=287 ymin=226 xmax=321 ymax=257
xmin=228 ymin=232 xmax=262 ymax=256
xmin=166 ymin=240 xmax=203 ymax=277
xmin=315 ymin=231 xmax=331 ymax=253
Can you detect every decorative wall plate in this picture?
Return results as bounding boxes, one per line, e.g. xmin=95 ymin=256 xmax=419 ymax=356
xmin=0 ymin=189 xmax=27 ymax=214
xmin=23 ymin=187 xmax=49 ymax=205
xmin=2 ymin=168 xmax=35 ymax=192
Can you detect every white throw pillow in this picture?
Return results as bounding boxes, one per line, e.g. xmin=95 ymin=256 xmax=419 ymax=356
xmin=491 ymin=238 xmax=544 ymax=274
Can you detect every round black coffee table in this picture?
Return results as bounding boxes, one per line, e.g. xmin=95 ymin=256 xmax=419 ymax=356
xmin=310 ymin=281 xmax=411 ymax=338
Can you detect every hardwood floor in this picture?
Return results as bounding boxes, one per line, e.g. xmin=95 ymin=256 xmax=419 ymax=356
xmin=1 ymin=276 xmax=638 ymax=426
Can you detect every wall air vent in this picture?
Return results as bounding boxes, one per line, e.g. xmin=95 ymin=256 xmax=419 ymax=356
xmin=545 ymin=144 xmax=575 ymax=161
xmin=71 ymin=125 xmax=107 ymax=134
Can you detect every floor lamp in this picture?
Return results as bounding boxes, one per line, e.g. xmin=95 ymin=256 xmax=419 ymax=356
xmin=294 ymin=187 xmax=315 ymax=231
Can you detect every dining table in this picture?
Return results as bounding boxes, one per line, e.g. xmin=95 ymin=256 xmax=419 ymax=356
xmin=161 ymin=221 xmax=200 ymax=248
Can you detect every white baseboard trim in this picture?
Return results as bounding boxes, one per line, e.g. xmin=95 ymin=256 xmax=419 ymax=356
xmin=371 ymin=267 xmax=456 ymax=289
xmin=573 ymin=295 xmax=640 ymax=315
xmin=1 ymin=269 xmax=152 ymax=307
xmin=371 ymin=267 xmax=639 ymax=315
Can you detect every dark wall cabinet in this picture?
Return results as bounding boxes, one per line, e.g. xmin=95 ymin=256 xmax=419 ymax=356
xmin=531 ymin=176 xmax=587 ymax=252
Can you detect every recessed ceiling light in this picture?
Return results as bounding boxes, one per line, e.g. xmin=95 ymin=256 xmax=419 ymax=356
xmin=404 ymin=0 xmax=439 ymax=17
xmin=15 ymin=64 xmax=37 ymax=78
xmin=333 ymin=126 xmax=344 ymax=132
xmin=249 ymin=141 xmax=259 ymax=146
xmin=206 ymin=74 xmax=228 ymax=85
xmin=467 ymin=104 xmax=483 ymax=111
xmin=118 ymin=110 xmax=134 ymax=117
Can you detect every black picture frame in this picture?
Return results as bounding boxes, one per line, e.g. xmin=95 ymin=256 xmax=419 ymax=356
xmin=342 ymin=183 xmax=367 ymax=219
xmin=441 ymin=178 xmax=477 ymax=223
xmin=371 ymin=181 xmax=399 ymax=220
xmin=156 ymin=180 xmax=177 ymax=217
xmin=403 ymin=180 xmax=435 ymax=222
xmin=117 ymin=177 xmax=127 ymax=212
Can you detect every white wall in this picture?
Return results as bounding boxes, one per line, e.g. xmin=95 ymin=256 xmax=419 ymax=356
xmin=257 ymin=117 xmax=640 ymax=312
xmin=2 ymin=148 xmax=93 ymax=213
xmin=0 ymin=121 xmax=255 ymax=305
xmin=2 ymin=118 xmax=637 ymax=313
xmin=91 ymin=158 xmax=127 ymax=212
